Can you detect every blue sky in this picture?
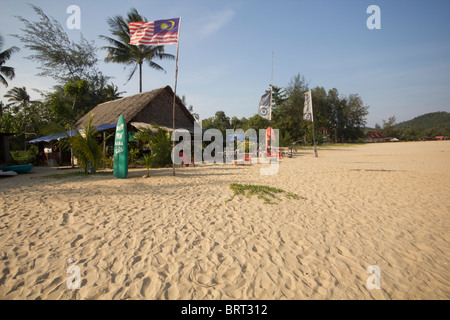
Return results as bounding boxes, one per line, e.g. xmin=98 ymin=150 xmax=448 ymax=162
xmin=1 ymin=0 xmax=449 ymax=127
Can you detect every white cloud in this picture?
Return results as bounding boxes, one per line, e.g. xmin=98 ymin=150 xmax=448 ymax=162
xmin=197 ymin=10 xmax=235 ymax=40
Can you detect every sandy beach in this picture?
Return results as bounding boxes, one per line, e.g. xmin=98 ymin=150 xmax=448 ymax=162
xmin=1 ymin=141 xmax=449 ymax=300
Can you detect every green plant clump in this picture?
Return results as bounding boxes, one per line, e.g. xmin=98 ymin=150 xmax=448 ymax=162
xmin=227 ymin=183 xmax=305 ymax=205
xmin=10 ymin=145 xmax=39 ymax=164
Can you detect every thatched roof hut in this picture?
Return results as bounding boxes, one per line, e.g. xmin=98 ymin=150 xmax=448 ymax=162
xmin=75 ymin=86 xmax=196 ymax=132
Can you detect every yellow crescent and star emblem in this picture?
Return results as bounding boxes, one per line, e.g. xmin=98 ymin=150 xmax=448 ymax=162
xmin=160 ymin=20 xmax=175 ymax=31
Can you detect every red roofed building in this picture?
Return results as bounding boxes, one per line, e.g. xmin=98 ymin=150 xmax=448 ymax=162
xmin=364 ymin=131 xmax=385 ymax=143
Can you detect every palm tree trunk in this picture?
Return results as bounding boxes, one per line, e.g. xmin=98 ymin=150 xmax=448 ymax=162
xmin=71 ymin=95 xmax=77 ymax=168
xmin=139 ymin=62 xmax=143 ymax=93
xmin=23 ymin=105 xmax=27 ymax=151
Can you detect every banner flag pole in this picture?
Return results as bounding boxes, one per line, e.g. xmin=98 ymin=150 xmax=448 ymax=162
xmin=269 ymin=52 xmax=273 ymax=154
xmin=128 ymin=18 xmax=182 ymax=174
xmin=172 ymin=18 xmax=181 ymax=176
xmin=312 ymin=116 xmax=318 ymax=157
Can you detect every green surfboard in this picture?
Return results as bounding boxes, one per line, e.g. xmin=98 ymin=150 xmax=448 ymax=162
xmin=113 ymin=115 xmax=128 ymax=179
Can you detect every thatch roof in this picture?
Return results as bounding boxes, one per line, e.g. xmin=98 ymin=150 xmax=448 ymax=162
xmin=75 ymin=86 xmax=195 ymax=130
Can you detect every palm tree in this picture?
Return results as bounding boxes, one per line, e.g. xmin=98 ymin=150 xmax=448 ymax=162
xmin=100 ymin=8 xmax=175 ymax=93
xmin=103 ymin=83 xmax=125 ymax=101
xmin=0 ymin=34 xmax=20 ymax=87
xmin=4 ymin=87 xmax=39 ymax=150
xmin=180 ymin=95 xmax=199 ymax=121
xmin=57 ymin=113 xmax=104 ymax=174
xmin=4 ymin=86 xmax=31 ymax=106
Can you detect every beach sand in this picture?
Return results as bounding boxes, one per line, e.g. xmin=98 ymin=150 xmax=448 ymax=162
xmin=1 ymin=141 xmax=449 ymax=300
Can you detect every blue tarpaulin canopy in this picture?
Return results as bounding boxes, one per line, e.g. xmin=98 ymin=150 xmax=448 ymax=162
xmin=28 ymin=123 xmax=117 ymax=144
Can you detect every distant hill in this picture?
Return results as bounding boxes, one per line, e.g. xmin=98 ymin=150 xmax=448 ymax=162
xmin=393 ymin=112 xmax=450 ymax=139
xmin=395 ymin=112 xmax=450 ymax=131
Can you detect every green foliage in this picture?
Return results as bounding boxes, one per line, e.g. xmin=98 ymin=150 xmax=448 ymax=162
xmin=380 ymin=115 xmax=398 ymax=138
xmin=279 ymin=130 xmax=294 ymax=147
xmin=58 ymin=113 xmax=104 ymax=174
xmin=133 ymin=125 xmax=172 ymax=168
xmin=226 ymin=183 xmax=305 ymax=205
xmin=0 ymin=33 xmax=20 ymax=87
xmin=104 ymin=156 xmax=114 ymax=169
xmin=64 ymin=79 xmax=89 ymax=100
xmin=141 ymin=153 xmax=157 ymax=177
xmin=103 ymin=83 xmax=125 ymax=101
xmin=45 ymin=91 xmax=76 ymax=126
xmin=10 ymin=145 xmax=38 ymax=164
xmin=202 ymin=111 xmax=231 ymax=137
xmin=2 ymin=87 xmax=45 ymax=149
xmin=244 ymin=114 xmax=270 ymax=132
xmin=43 ymin=79 xmax=123 ymax=129
xmin=271 ymin=74 xmax=309 ymax=142
xmin=271 ymin=85 xmax=288 ymax=108
xmin=128 ymin=147 xmax=140 ymax=167
xmin=148 ymin=127 xmax=172 ymax=168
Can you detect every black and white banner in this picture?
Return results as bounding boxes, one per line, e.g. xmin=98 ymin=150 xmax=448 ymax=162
xmin=258 ymin=90 xmax=271 ymax=120
xmin=303 ymin=90 xmax=314 ymax=122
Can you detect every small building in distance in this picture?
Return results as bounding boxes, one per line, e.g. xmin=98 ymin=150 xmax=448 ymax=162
xmin=364 ymin=131 xmax=385 ymax=143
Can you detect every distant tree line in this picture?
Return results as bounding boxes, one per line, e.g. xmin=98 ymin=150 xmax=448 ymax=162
xmin=202 ymin=74 xmax=370 ymax=146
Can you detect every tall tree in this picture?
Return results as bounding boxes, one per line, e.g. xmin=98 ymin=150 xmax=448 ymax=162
xmin=327 ymin=88 xmax=344 ymax=143
xmin=64 ymin=80 xmax=90 ymax=111
xmin=272 ymin=73 xmax=309 ymax=143
xmin=334 ymin=93 xmax=369 ymax=141
xmin=0 ymin=34 xmax=20 ymax=88
xmin=100 ymin=8 xmax=175 ymax=93
xmin=271 ymin=85 xmax=287 ymax=109
xmin=381 ymin=115 xmax=397 ymax=138
xmin=64 ymin=79 xmax=90 ymax=166
xmin=13 ymin=5 xmax=106 ymax=86
xmin=310 ymin=86 xmax=331 ymax=143
xmin=4 ymin=87 xmax=41 ymax=150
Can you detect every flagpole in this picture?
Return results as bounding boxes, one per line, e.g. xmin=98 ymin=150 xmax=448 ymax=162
xmin=310 ymin=91 xmax=318 ymax=158
xmin=312 ymin=116 xmax=318 ymax=157
xmin=270 ymin=51 xmax=273 ymax=124
xmin=269 ymin=52 xmax=273 ymax=155
xmin=172 ymin=18 xmax=181 ymax=176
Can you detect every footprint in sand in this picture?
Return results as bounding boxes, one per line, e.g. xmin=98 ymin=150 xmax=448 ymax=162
xmin=70 ymin=235 xmax=83 ymax=248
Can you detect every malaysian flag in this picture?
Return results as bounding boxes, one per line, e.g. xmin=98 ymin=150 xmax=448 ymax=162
xmin=129 ymin=18 xmax=180 ymax=45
